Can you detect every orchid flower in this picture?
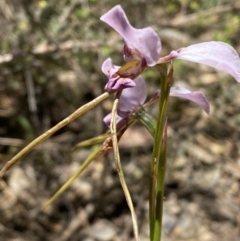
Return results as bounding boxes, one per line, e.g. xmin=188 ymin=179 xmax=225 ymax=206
xmin=101 ymin=5 xmax=240 ymax=90
xmin=100 ymin=6 xmax=240 ymax=241
xmin=103 ymin=76 xmax=210 ymax=127
xmin=101 ymin=5 xmax=161 ymax=90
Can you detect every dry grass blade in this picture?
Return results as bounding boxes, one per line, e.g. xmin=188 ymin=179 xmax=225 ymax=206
xmin=0 ymin=92 xmax=110 ymax=179
xmin=110 ymin=98 xmax=140 ymax=241
xmin=71 ymin=133 xmax=109 ymax=152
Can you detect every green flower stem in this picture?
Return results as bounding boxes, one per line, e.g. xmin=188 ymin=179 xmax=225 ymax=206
xmin=153 ymin=119 xmax=168 ymax=241
xmin=150 ymin=64 xmax=173 ymax=241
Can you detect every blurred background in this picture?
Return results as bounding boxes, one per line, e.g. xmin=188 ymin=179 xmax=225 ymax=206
xmin=0 ymin=0 xmax=240 ymax=240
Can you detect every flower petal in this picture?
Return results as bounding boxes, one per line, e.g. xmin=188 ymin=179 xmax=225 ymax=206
xmin=169 ymin=41 xmax=240 ymax=82
xmin=101 ymin=58 xmax=118 ymax=76
xmin=100 ymin=5 xmax=161 ymax=66
xmin=118 ymin=76 xmax=147 ymax=117
xmin=170 ymin=86 xmax=210 ymax=114
xmin=103 ymin=113 xmax=126 ymax=128
xmin=105 ymin=76 xmax=136 ymax=90
xmin=102 ymin=58 xmax=136 ymax=90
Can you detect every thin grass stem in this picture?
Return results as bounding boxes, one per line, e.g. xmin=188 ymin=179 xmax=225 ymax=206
xmin=0 ymin=92 xmax=110 ymax=179
xmin=110 ymin=97 xmax=140 ymax=241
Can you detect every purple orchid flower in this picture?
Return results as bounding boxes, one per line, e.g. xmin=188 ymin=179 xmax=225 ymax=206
xmin=100 ymin=5 xmax=161 ymax=90
xmin=101 ymin=5 xmax=240 ymax=93
xmin=104 ymin=76 xmax=210 ymax=127
xmin=101 ymin=5 xmax=240 ymax=85
xmin=160 ymin=41 xmax=240 ymax=82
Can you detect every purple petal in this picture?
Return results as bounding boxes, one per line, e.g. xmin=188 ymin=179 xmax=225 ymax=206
xmin=169 ymin=41 xmax=240 ymax=82
xmin=170 ymin=86 xmax=210 ymax=114
xmin=102 ymin=58 xmax=136 ymax=90
xmin=103 ymin=113 xmax=127 ymax=128
xmin=101 ymin=58 xmax=119 ymax=76
xmin=105 ymin=76 xmax=136 ymax=90
xmin=103 ymin=113 xmax=112 ymax=126
xmin=118 ymin=76 xmax=147 ymax=117
xmin=100 ymin=5 xmax=161 ymax=66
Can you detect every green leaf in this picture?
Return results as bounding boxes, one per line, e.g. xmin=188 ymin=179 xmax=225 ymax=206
xmin=17 ymin=115 xmax=34 ymax=140
xmin=137 ymin=110 xmax=156 ymax=137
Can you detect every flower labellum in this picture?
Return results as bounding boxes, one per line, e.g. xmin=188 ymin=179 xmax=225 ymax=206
xmin=102 ymin=58 xmax=136 ymax=91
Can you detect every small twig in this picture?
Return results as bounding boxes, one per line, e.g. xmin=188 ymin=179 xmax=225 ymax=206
xmin=0 ymin=137 xmax=66 ymax=151
xmin=110 ymin=96 xmax=140 ymax=241
xmin=0 ymin=92 xmax=110 ymax=178
xmin=24 ymin=68 xmax=37 ymax=114
xmin=166 ymin=2 xmax=240 ymax=27
xmin=0 ymin=137 xmax=24 ymax=147
xmin=24 ymin=68 xmax=41 ymax=134
xmin=0 ymin=40 xmax=101 ymax=64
